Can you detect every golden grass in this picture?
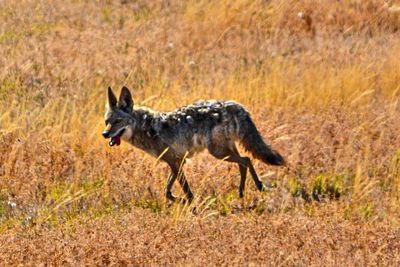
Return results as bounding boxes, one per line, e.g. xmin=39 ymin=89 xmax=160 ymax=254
xmin=1 ymin=0 xmax=400 ymax=265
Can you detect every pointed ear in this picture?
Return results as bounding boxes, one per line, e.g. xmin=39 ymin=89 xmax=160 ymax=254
xmin=107 ymin=86 xmax=117 ymax=109
xmin=118 ymin=86 xmax=133 ymax=112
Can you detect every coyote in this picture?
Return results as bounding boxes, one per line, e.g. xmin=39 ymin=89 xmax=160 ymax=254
xmin=102 ymin=86 xmax=285 ymax=202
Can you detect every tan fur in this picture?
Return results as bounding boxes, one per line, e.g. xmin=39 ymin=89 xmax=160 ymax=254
xmin=121 ymin=126 xmax=133 ymax=142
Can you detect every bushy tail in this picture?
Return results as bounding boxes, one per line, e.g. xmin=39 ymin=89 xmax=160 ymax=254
xmin=239 ymin=115 xmax=285 ymax=166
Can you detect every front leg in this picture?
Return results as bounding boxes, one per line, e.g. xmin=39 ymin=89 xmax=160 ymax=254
xmin=165 ymin=172 xmax=178 ymax=202
xmin=164 ymin=159 xmax=194 ymax=203
xmin=177 ymin=171 xmax=194 ymax=203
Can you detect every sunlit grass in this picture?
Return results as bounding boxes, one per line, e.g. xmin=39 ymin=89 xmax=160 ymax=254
xmin=0 ymin=1 xmax=400 ymax=264
xmin=1 ymin=52 xmax=400 ymax=228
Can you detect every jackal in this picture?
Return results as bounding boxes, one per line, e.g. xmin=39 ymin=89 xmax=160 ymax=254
xmin=102 ymin=86 xmax=285 ymax=202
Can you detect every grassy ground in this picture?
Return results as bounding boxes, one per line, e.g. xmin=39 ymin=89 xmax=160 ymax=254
xmin=1 ymin=0 xmax=400 ymax=265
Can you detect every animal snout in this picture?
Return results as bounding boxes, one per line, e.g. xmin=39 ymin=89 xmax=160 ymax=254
xmin=102 ymin=131 xmax=110 ymax=138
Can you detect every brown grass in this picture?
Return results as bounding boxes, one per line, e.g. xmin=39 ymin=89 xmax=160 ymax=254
xmin=1 ymin=0 xmax=400 ymax=265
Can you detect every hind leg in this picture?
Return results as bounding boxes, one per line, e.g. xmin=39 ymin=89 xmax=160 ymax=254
xmin=238 ymin=164 xmax=247 ymax=198
xmin=242 ymin=155 xmax=265 ymax=191
xmin=208 ymin=143 xmax=265 ymax=197
xmin=227 ymin=154 xmax=265 ymax=193
xmin=230 ymin=146 xmax=248 ymax=198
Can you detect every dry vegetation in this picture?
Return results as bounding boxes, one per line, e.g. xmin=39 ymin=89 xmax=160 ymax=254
xmin=1 ymin=0 xmax=400 ymax=265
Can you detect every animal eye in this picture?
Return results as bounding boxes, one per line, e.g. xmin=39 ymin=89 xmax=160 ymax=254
xmin=105 ymin=119 xmax=109 ymax=126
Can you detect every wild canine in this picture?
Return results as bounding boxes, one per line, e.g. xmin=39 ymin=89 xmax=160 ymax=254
xmin=102 ymin=86 xmax=285 ymax=202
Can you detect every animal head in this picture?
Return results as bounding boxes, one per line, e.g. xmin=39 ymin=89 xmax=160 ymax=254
xmin=102 ymin=86 xmax=134 ymax=147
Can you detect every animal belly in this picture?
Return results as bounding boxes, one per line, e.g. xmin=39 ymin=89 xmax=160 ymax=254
xmin=168 ymin=133 xmax=206 ymax=158
xmin=191 ymin=133 xmax=207 ymax=153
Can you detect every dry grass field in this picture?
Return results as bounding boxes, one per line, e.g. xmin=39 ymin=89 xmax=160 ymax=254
xmin=1 ymin=0 xmax=400 ymax=265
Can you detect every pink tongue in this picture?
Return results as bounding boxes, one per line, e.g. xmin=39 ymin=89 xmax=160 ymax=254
xmin=111 ymin=136 xmax=121 ymax=146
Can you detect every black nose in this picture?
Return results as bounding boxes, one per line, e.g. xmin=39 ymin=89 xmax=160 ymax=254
xmin=102 ymin=131 xmax=110 ymax=138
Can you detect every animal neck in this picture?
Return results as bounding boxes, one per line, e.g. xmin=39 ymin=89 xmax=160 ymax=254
xmin=126 ymin=107 xmax=168 ymax=157
xmin=131 ymin=107 xmax=160 ymax=137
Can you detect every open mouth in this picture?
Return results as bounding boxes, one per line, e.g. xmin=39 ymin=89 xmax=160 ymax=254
xmin=109 ymin=128 xmax=125 ymax=147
